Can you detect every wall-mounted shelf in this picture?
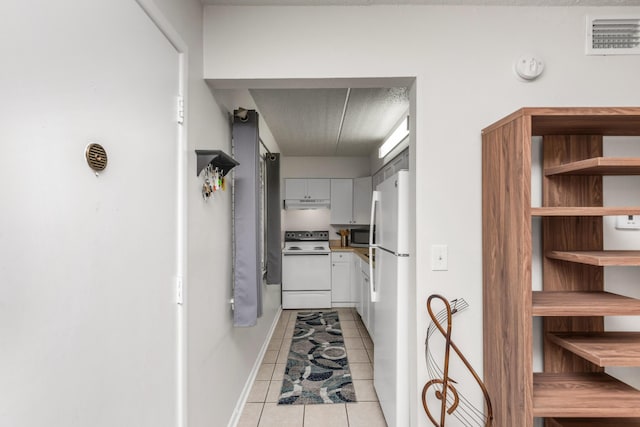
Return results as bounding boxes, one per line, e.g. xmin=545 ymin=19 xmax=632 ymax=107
xmin=546 ymin=250 xmax=640 ymax=266
xmin=195 ymin=150 xmax=239 ymax=176
xmin=546 ymin=332 xmax=640 ymax=366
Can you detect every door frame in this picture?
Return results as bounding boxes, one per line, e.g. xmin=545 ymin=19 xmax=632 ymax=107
xmin=132 ymin=2 xmax=188 ymax=426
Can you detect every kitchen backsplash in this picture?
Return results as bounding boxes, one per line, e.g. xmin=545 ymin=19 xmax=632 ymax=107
xmin=282 ymin=208 xmax=342 ymax=242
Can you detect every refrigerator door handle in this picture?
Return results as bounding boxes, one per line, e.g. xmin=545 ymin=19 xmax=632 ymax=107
xmin=369 ymin=190 xmax=380 ymax=302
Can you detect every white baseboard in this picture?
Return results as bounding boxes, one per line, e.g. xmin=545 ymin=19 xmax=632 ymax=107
xmin=226 ymin=307 xmax=283 ymax=427
xmin=331 ymin=302 xmax=357 ymax=308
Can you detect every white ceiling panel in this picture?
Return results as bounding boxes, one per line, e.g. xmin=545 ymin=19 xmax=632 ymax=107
xmin=250 ymin=88 xmax=349 ymax=156
xmin=336 ymin=88 xmax=409 ymax=156
xmin=250 ymin=87 xmax=409 ymax=156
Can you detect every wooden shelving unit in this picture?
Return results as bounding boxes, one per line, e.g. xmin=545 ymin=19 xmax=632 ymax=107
xmin=546 ymin=332 xmax=640 ymax=366
xmin=532 ymin=207 xmax=640 ymax=216
xmin=546 ymin=250 xmax=640 ymax=266
xmin=482 ymin=107 xmax=640 ymax=427
xmin=533 ymin=373 xmax=640 ymax=417
xmin=544 ymin=157 xmax=640 ymax=176
xmin=532 ymin=291 xmax=640 ymax=316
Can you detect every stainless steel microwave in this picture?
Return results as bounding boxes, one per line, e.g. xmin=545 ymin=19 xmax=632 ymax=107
xmin=349 ymin=227 xmax=372 ymax=247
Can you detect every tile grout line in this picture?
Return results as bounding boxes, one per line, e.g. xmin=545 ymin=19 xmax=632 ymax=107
xmin=249 ymin=308 xmax=381 ymax=427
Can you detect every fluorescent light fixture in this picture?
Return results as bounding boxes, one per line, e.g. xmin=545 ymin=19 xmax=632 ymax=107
xmin=378 ymin=116 xmax=409 ymax=158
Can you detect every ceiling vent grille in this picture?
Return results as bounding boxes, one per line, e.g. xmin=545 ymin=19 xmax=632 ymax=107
xmin=586 ymin=15 xmax=640 ymax=55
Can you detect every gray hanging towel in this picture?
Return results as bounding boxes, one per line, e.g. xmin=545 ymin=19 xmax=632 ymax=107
xmin=265 ymin=153 xmax=281 ymax=285
xmin=232 ymin=109 xmax=262 ymax=327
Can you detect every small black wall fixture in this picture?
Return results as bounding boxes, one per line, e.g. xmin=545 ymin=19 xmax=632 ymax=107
xmin=195 ymin=150 xmax=239 ymax=177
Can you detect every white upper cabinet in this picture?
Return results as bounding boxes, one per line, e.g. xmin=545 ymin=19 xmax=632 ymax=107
xmin=285 ymin=179 xmax=307 ymax=199
xmin=285 ymin=178 xmax=330 ymax=200
xmin=330 ymin=179 xmax=353 ymax=224
xmin=330 ymin=177 xmax=372 ymax=225
xmin=306 ymin=179 xmax=330 ymax=199
xmin=352 ymin=177 xmax=372 ymax=224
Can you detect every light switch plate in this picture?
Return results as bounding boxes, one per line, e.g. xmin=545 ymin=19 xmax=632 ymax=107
xmin=431 ymin=244 xmax=448 ymax=271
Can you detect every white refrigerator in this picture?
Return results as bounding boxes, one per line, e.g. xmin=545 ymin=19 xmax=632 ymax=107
xmin=368 ymin=170 xmax=410 ymax=427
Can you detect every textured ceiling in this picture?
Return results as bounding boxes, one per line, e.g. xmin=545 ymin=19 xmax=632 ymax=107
xmin=207 ymin=0 xmax=639 ymax=156
xmin=203 ymin=0 xmax=640 ymax=5
xmin=250 ymin=87 xmax=409 ymax=156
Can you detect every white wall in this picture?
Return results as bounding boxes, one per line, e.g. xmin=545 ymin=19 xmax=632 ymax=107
xmin=282 ymin=156 xmax=371 ymax=179
xmin=145 ymin=2 xmax=283 ymax=427
xmin=1 ymin=0 xmax=181 ymax=425
xmin=0 ymin=1 xmax=282 ymax=427
xmin=203 ymin=5 xmax=640 ymax=426
xmin=210 ymin=88 xmax=282 ymax=154
xmin=282 ymin=156 xmax=371 ymax=238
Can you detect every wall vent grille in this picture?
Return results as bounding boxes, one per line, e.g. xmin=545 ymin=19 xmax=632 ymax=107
xmin=85 ymin=143 xmax=108 ymax=172
xmin=587 ymin=15 xmax=640 ymax=55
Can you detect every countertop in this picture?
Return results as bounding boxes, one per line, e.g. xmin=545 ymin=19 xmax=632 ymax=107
xmin=329 ymin=240 xmax=372 ymax=264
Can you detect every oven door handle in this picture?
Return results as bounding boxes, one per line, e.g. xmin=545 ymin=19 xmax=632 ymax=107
xmin=283 ymin=253 xmax=330 ymax=256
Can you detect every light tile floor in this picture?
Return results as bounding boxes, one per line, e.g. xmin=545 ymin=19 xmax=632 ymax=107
xmin=237 ymin=308 xmax=388 ymax=427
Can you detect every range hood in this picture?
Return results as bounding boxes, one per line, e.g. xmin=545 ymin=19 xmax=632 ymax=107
xmin=284 ymin=198 xmax=331 ymax=210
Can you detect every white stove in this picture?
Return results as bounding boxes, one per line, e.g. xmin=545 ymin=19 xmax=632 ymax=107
xmin=282 ymin=230 xmax=331 ymax=254
xmin=281 ymin=230 xmax=332 ymax=309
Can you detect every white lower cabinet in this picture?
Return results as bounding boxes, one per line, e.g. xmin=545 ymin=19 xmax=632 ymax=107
xmin=356 ymin=264 xmax=364 ymax=317
xmin=351 ymin=254 xmax=361 ymax=309
xmin=331 ymin=252 xmax=352 ymax=304
xmin=331 ymin=251 xmax=366 ymax=308
xmin=351 ymin=257 xmax=374 ymax=338
xmin=332 ymin=252 xmax=374 ymax=338
xmin=360 ymin=262 xmax=374 ymax=336
xmin=357 ymin=258 xmax=366 ymax=317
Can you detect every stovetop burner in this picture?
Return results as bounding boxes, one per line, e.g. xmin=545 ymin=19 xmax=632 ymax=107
xmin=283 ymin=230 xmax=330 ymax=254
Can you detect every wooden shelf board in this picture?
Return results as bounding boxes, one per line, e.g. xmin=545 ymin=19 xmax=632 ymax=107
xmin=549 ymin=418 xmax=640 ymax=427
xmin=482 ymin=107 xmax=640 ymax=136
xmin=547 ymin=250 xmax=640 ymax=266
xmin=547 ymin=332 xmax=640 ymax=366
xmin=532 ymin=207 xmax=640 ymax=216
xmin=533 ymin=291 xmax=640 ymax=316
xmin=545 ymin=157 xmax=640 ymax=176
xmin=533 ymin=372 xmax=640 ymax=418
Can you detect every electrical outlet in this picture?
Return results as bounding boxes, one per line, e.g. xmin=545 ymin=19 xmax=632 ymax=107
xmin=616 ymin=215 xmax=640 ymax=230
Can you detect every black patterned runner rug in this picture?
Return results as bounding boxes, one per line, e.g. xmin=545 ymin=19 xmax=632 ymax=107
xmin=278 ymin=311 xmax=356 ymax=405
